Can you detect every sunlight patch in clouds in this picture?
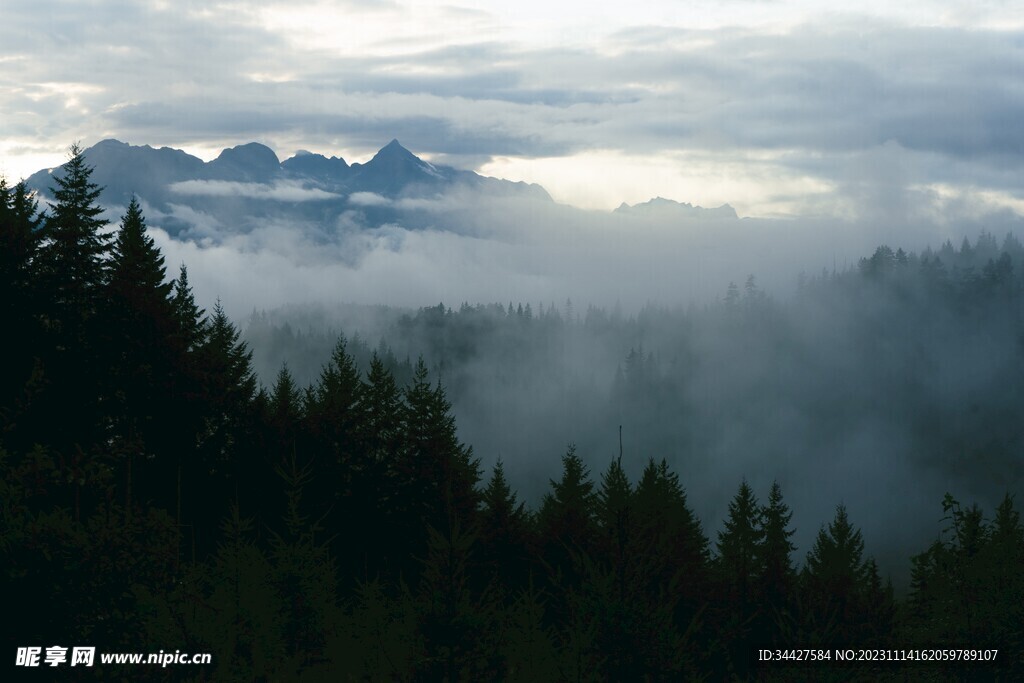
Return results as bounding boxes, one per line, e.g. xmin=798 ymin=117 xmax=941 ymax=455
xmin=480 ymin=150 xmax=836 ymax=217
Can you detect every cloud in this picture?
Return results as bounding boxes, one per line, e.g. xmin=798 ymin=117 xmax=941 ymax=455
xmin=145 ymin=179 xmax=1024 ymax=326
xmin=169 ymin=179 xmax=340 ymax=201
xmin=348 ymin=191 xmax=390 ymax=207
xmin=4 ymin=1 xmax=1024 ymax=217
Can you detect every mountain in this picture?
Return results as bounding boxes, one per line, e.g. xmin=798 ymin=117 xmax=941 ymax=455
xmin=347 ymin=139 xmax=450 ymax=196
xmin=615 ymin=196 xmax=738 ymax=220
xmin=207 ymin=142 xmax=282 ymax=182
xmin=24 ymin=140 xmax=734 ymax=240
xmin=24 ymin=138 xmax=556 ymax=237
xmin=281 ymin=150 xmax=351 ymax=181
xmin=27 ymin=138 xmax=547 ymax=205
xmin=25 ymin=139 xmax=207 ymax=212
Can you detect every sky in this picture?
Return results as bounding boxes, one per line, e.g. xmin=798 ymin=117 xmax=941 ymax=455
xmin=2 ymin=0 xmax=1023 ymax=217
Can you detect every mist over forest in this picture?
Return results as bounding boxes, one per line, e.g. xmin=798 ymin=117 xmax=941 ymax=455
xmin=4 ymin=141 xmax=1023 ymax=679
xmin=240 ymin=230 xmax=1024 ymax=588
xmin=7 ymin=0 xmax=1024 ymax=675
xmin=26 ymin=140 xmax=1021 ymax=585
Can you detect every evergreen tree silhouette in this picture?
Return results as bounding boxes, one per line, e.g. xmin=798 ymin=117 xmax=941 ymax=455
xmin=104 ymin=197 xmax=177 ymax=520
xmin=538 ymin=443 xmax=598 ymax=634
xmin=37 ymin=144 xmax=109 ymax=332
xmin=539 ymin=444 xmax=598 ymax=575
xmin=801 ymin=503 xmax=869 ymax=644
xmin=33 ymin=144 xmax=111 ymax=462
xmin=170 ymin=263 xmax=208 ymax=352
xmin=192 ymin=301 xmax=258 ymax=553
xmin=0 ymin=179 xmax=44 ymax=445
xmin=400 ymin=358 xmax=482 ymax=565
xmin=596 ymin=454 xmax=634 ymax=601
xmin=633 ymin=457 xmax=710 ymax=671
xmin=715 ymin=480 xmax=763 ymax=675
xmin=354 ymin=352 xmax=404 ymax=578
xmin=757 ymin=480 xmax=796 ymax=644
xmin=479 ymin=458 xmax=533 ymax=595
xmin=304 ymin=335 xmax=368 ymax=575
xmin=415 ymin=522 xmax=501 ymax=680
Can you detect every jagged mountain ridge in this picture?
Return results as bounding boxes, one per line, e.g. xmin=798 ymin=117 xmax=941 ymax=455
xmin=25 ymin=139 xmax=737 ymax=238
xmin=25 ymin=138 xmax=558 ymax=237
xmin=615 ymin=196 xmax=737 ymax=219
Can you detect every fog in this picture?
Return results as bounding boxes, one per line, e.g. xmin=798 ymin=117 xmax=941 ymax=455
xmin=149 ymin=180 xmax=1024 ymax=321
xmin=135 ymin=182 xmax=1024 ymax=589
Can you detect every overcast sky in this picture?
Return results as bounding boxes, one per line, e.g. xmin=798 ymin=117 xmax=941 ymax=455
xmin=2 ymin=0 xmax=1022 ymax=217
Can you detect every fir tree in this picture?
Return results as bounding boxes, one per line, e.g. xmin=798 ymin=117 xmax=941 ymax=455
xmin=714 ymin=480 xmax=766 ymax=676
xmin=37 ymin=143 xmax=110 ymax=341
xmin=30 ymin=144 xmax=112 ymax=468
xmin=402 ymin=357 xmax=481 ymax=537
xmin=479 ymin=459 xmax=532 ymax=593
xmin=192 ymin=301 xmax=258 ymax=550
xmin=757 ymin=480 xmax=796 ymax=642
xmin=0 ymin=179 xmax=44 ymax=436
xmin=596 ymin=455 xmax=634 ymax=599
xmin=103 ymin=198 xmax=177 ymax=519
xmin=170 ymin=264 xmax=208 ymax=352
xmin=0 ymin=178 xmax=43 ymax=309
xmin=716 ymin=480 xmax=763 ymax=614
xmin=801 ymin=503 xmax=868 ymax=644
xmin=539 ymin=444 xmax=598 ymax=558
xmin=538 ymin=444 xmax=598 ymax=604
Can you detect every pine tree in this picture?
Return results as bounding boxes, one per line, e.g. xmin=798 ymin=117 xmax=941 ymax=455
xmin=267 ymin=453 xmax=338 ymax=667
xmin=107 ymin=198 xmax=173 ymax=318
xmin=757 ymin=480 xmax=796 ymax=642
xmin=983 ymin=495 xmax=1024 ymax=669
xmin=634 ymin=457 xmax=710 ymax=608
xmin=268 ymin=363 xmax=304 ymax=459
xmin=0 ymin=179 xmax=44 ymax=436
xmin=103 ymin=197 xmax=177 ymax=520
xmin=170 ymin=264 xmax=208 ymax=352
xmin=37 ymin=143 xmax=110 ymax=343
xmin=596 ymin=455 xmax=634 ymax=598
xmin=716 ymin=480 xmax=762 ymax=614
xmin=359 ymin=353 xmax=403 ymax=463
xmin=416 ymin=522 xmax=501 ymax=680
xmin=801 ymin=503 xmax=868 ymax=644
xmin=714 ymin=480 xmax=765 ymax=676
xmin=539 ymin=444 xmax=598 ymax=559
xmin=479 ymin=459 xmax=532 ymax=594
xmin=538 ymin=444 xmax=598 ymax=603
xmin=306 ymin=336 xmax=362 ymax=479
xmin=402 ymin=357 xmax=481 ymax=537
xmin=161 ymin=263 xmax=209 ymax=546
xmin=350 ymin=352 xmax=404 ymax=579
xmin=192 ymin=301 xmax=258 ymax=551
xmin=0 ymin=178 xmax=42 ymax=309
xmin=29 ymin=144 xmax=112 ymax=473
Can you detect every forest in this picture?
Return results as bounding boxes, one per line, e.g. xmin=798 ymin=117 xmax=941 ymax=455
xmin=2 ymin=147 xmax=1022 ymax=680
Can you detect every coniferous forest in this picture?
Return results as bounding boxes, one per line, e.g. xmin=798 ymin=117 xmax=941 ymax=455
xmin=3 ymin=147 xmax=1024 ymax=681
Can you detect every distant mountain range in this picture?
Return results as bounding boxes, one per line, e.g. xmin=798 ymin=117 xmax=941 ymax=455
xmin=615 ymin=196 xmax=737 ymax=219
xmin=25 ymin=139 xmax=736 ymax=237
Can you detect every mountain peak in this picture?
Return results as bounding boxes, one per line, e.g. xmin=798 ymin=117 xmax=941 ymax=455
xmin=94 ymin=138 xmax=129 ymax=148
xmin=208 ymin=142 xmax=281 ymax=181
xmin=214 ymin=142 xmax=280 ymax=167
xmin=373 ymin=138 xmax=417 ymax=160
xmin=615 ymin=196 xmax=737 ymax=219
xmin=350 ymin=139 xmax=449 ymax=195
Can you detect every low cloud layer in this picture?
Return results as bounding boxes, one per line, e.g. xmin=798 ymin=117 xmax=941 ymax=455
xmin=144 ymin=182 xmax=1024 ymax=322
xmin=169 ymin=179 xmax=341 ymax=202
xmin=3 ymin=1 xmax=1023 ymax=217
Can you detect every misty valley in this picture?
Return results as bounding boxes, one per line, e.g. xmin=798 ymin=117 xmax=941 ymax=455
xmin=2 ymin=143 xmax=1022 ymax=680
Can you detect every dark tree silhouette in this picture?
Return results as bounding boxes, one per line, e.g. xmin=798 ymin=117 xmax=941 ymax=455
xmin=757 ymin=480 xmax=797 ymax=644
